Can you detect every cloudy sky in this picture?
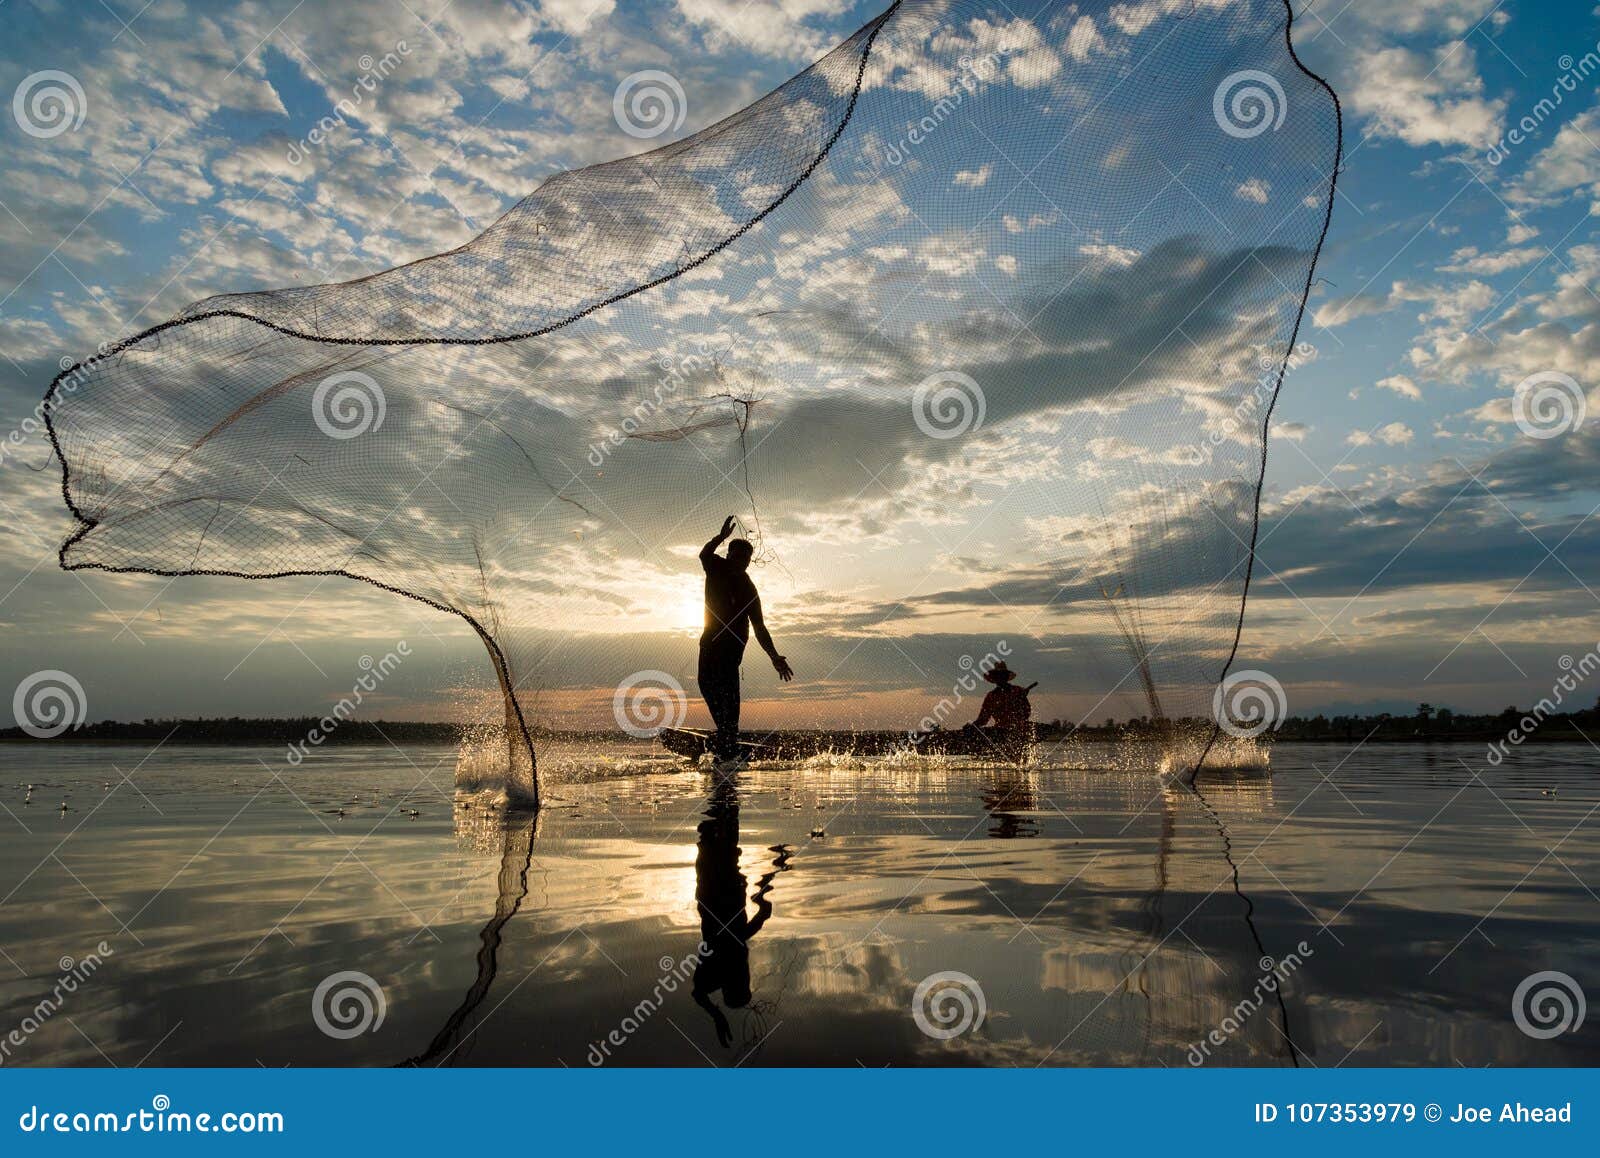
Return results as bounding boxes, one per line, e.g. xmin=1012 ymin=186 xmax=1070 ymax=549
xmin=1 ymin=0 xmax=1597 ymax=736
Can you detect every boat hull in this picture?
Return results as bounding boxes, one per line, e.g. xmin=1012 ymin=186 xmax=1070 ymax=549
xmin=656 ymin=725 xmax=1034 ymax=762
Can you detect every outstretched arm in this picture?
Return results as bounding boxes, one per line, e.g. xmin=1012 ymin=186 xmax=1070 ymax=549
xmin=972 ymin=690 xmax=996 ymax=728
xmin=700 ymin=515 xmax=737 ymax=563
xmin=748 ymin=596 xmax=794 ymax=682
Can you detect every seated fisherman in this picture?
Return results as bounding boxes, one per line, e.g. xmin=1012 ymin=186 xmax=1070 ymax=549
xmin=971 ymin=662 xmax=1032 ymax=731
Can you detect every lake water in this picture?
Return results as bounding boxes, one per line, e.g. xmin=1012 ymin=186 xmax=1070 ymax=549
xmin=0 ymin=739 xmax=1594 ymax=1067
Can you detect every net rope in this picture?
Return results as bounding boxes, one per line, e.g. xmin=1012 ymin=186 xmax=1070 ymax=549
xmin=43 ymin=0 xmax=1340 ymax=805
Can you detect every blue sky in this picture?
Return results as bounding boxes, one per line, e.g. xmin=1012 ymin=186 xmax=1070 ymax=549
xmin=1 ymin=0 xmax=1598 ymax=732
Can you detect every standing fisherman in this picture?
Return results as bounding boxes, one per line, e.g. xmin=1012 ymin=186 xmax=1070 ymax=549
xmin=698 ymin=516 xmax=793 ymax=762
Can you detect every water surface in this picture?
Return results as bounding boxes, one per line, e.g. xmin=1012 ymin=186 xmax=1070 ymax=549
xmin=0 ymin=740 xmax=1594 ymax=1066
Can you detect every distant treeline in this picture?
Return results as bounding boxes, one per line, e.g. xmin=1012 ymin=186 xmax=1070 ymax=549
xmin=1275 ymin=700 xmax=1600 ymax=742
xmin=5 ymin=700 xmax=1597 ymax=746
xmin=0 ymin=717 xmax=463 ymax=745
xmin=1054 ymin=698 xmax=1600 ymax=743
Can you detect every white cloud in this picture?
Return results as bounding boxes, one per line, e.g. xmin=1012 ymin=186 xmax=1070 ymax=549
xmin=1438 ymin=245 xmax=1543 ymax=275
xmin=1395 ymin=278 xmax=1496 ymax=328
xmin=1079 ymin=242 xmax=1140 ymax=268
xmin=1234 ymin=177 xmax=1270 ymax=204
xmin=1330 ymin=0 xmax=1504 ymax=37
xmin=1345 ymin=42 xmax=1504 ymax=148
xmin=0 ymin=314 xmax=63 ymax=363
xmin=675 ymin=0 xmax=849 ymax=59
xmin=1064 ymin=14 xmax=1106 ymax=61
xmin=1512 ymin=104 xmax=1600 ymax=204
xmin=212 ymin=137 xmax=311 ymax=188
xmin=1314 ymin=291 xmax=1390 ymax=328
xmin=538 ymin=0 xmax=617 ymax=35
xmin=1003 ymin=212 xmax=1059 ymax=233
xmin=1539 ymin=244 xmax=1600 ymax=320
xmin=1316 ymin=278 xmax=1498 ymax=333
xmin=1348 ymin=422 xmax=1416 ymax=447
xmin=1377 ymin=374 xmax=1422 ymax=400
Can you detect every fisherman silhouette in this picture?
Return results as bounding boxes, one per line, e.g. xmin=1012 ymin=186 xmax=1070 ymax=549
xmin=961 ymin=661 xmax=1036 ymax=762
xmin=971 ymin=661 xmax=1032 ymax=730
xmin=692 ymin=776 xmax=789 ymax=1047
xmin=698 ymin=515 xmax=793 ymax=762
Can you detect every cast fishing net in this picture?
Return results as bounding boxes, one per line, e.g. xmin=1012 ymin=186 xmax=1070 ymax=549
xmin=43 ymin=0 xmax=1339 ymax=805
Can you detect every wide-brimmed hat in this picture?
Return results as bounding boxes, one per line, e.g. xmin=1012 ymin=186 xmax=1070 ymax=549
xmin=983 ymin=662 xmax=1017 ymax=684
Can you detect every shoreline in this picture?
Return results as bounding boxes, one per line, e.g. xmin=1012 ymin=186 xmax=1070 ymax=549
xmin=0 ymin=727 xmax=1590 ymax=747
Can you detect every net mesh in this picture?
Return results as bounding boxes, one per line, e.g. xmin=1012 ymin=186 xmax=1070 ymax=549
xmin=43 ymin=0 xmax=1339 ymax=805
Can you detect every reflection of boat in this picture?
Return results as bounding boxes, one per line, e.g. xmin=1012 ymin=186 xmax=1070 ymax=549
xmin=658 ymin=725 xmax=1035 ymax=763
xmin=981 ymin=770 xmax=1040 ymax=838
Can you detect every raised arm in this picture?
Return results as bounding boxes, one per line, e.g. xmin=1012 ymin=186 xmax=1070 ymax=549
xmin=700 ymin=514 xmax=737 ymax=563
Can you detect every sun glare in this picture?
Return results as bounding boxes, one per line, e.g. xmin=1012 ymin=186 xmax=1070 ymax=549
xmin=662 ymin=590 xmax=704 ymax=636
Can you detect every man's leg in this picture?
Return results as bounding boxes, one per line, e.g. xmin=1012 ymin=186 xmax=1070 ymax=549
xmin=697 ymin=646 xmax=734 ymax=759
xmin=720 ymin=655 xmax=741 ymax=758
xmin=697 ymin=644 xmax=743 ymax=759
xmin=697 ymin=646 xmax=723 ymax=753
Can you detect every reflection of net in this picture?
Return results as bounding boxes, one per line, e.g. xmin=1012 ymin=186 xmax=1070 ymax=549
xmin=1040 ymin=779 xmax=1299 ymax=1066
xmin=43 ymin=0 xmax=1339 ymax=804
xmin=404 ymin=811 xmax=540 ymax=1066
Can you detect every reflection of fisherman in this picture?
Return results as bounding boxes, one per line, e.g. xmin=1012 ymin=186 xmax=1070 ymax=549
xmin=982 ymin=774 xmax=1040 ymax=839
xmin=692 ymin=779 xmax=787 ymax=1047
xmin=698 ymin=515 xmax=793 ymax=762
xmin=971 ymin=662 xmax=1032 ymax=729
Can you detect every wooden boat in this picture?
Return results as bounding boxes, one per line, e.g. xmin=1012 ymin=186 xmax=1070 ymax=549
xmin=657 ymin=724 xmax=1034 ymax=763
